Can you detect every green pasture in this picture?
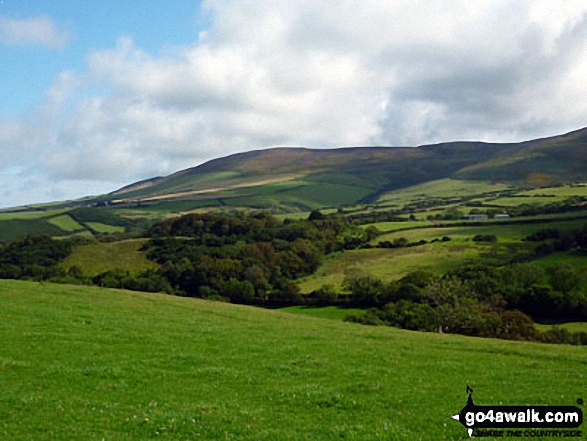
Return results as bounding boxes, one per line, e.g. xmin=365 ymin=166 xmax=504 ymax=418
xmin=476 ymin=196 xmax=560 ymax=207
xmin=516 ymin=184 xmax=587 ymax=198
xmin=298 ymin=243 xmax=492 ymax=293
xmin=85 ymin=222 xmax=126 ymax=234
xmin=130 ymin=200 xmax=223 ymax=213
xmin=362 ymin=221 xmax=431 ymax=233
xmin=300 ymin=218 xmax=587 ymax=293
xmin=47 ymin=215 xmax=84 ymax=232
xmin=535 ymin=322 xmax=587 ymax=333
xmin=374 ymin=219 xmax=587 ymax=244
xmin=278 ymin=306 xmax=365 ymax=321
xmin=0 ymin=279 xmax=585 ymax=440
xmin=0 ymin=219 xmax=66 ymax=243
xmin=61 ymin=239 xmax=157 ymax=276
xmin=0 ymin=209 xmax=67 ymax=220
xmin=376 ymin=178 xmax=511 ymax=204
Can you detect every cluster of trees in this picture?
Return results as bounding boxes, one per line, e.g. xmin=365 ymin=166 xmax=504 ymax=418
xmin=526 ymin=225 xmax=587 ymax=255
xmin=340 ymin=263 xmax=587 ymax=345
xmin=0 ymin=235 xmax=170 ymax=293
xmin=0 ymin=236 xmax=72 ymax=280
xmin=143 ymin=211 xmax=376 ymax=305
xmin=90 ymin=268 xmax=172 ymax=293
xmin=370 ymin=236 xmax=449 ymax=250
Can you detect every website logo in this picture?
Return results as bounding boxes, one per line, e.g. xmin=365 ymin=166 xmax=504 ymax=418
xmin=451 ymin=386 xmax=583 ymax=438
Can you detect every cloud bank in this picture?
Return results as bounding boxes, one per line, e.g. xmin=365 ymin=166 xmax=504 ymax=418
xmin=2 ymin=0 xmax=587 ymax=207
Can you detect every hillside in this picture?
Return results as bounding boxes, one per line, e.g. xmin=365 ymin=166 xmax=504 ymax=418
xmin=1 ymin=128 xmax=586 ymax=244
xmin=1 ymin=279 xmax=585 ymax=440
xmin=108 ymin=127 xmax=587 ymax=211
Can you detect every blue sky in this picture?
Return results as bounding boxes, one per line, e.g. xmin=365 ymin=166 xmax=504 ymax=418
xmin=1 ymin=1 xmax=587 ymax=208
xmin=1 ymin=0 xmax=204 ymax=115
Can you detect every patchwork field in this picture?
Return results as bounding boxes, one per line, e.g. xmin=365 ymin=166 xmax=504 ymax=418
xmin=1 ymin=279 xmax=585 ymax=440
xmin=299 ymin=217 xmax=587 ymax=293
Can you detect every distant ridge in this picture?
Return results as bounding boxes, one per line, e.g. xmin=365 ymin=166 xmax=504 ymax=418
xmin=106 ymin=127 xmax=587 ymax=210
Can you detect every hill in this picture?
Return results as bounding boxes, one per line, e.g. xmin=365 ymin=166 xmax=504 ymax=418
xmin=1 ymin=127 xmax=586 ymax=243
xmin=1 ymin=279 xmax=585 ymax=440
xmin=107 ymin=127 xmax=587 ymax=211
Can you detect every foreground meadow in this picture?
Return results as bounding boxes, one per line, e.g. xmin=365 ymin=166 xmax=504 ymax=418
xmin=0 ymin=280 xmax=585 ymax=440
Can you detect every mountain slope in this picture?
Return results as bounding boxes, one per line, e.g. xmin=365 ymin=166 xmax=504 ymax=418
xmin=107 ymin=127 xmax=587 ymax=211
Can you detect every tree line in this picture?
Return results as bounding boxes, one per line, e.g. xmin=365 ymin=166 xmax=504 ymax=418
xmin=340 ymin=261 xmax=587 ymax=345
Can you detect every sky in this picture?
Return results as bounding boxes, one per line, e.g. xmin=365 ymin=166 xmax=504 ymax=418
xmin=1 ymin=1 xmax=587 ymax=208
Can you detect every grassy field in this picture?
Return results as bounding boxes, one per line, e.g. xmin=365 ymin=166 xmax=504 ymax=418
xmin=363 ymin=221 xmax=431 ymax=233
xmin=298 ymin=243 xmax=496 ymax=293
xmin=0 ymin=209 xmax=68 ymax=220
xmin=278 ymin=306 xmax=365 ymax=321
xmin=61 ymin=239 xmax=158 ymax=276
xmin=374 ymin=218 xmax=587 ymax=243
xmin=535 ymin=322 xmax=587 ymax=333
xmin=299 ymin=218 xmax=587 ymax=293
xmin=376 ymin=178 xmax=512 ymax=204
xmin=0 ymin=279 xmax=585 ymax=440
xmin=47 ymin=215 xmax=85 ymax=232
xmin=85 ymin=222 xmax=126 ymax=234
xmin=0 ymin=219 xmax=67 ymax=243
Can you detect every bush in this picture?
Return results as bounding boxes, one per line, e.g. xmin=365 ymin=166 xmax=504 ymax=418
xmin=472 ymin=234 xmax=497 ymax=242
xmin=312 ymin=284 xmax=339 ymax=306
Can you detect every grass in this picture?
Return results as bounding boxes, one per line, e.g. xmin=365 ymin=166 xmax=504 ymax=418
xmin=362 ymin=221 xmax=431 ymax=233
xmin=298 ymin=243 xmax=491 ymax=293
xmin=530 ymin=251 xmax=587 ymax=269
xmin=516 ymin=184 xmax=587 ymax=198
xmin=299 ymin=218 xmax=587 ymax=293
xmin=61 ymin=239 xmax=158 ymax=276
xmin=476 ymin=196 xmax=561 ymax=206
xmin=376 ymin=178 xmax=511 ymax=204
xmin=47 ymin=215 xmax=85 ymax=232
xmin=0 ymin=279 xmax=586 ymax=440
xmin=534 ymin=322 xmax=587 ymax=333
xmin=85 ymin=222 xmax=126 ymax=234
xmin=131 ymin=200 xmax=223 ymax=213
xmin=0 ymin=209 xmax=67 ymax=220
xmin=374 ymin=219 xmax=587 ymax=244
xmin=278 ymin=306 xmax=365 ymax=321
xmin=0 ymin=219 xmax=66 ymax=243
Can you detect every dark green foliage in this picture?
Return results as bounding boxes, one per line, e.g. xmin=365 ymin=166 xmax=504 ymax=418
xmin=345 ymin=264 xmax=587 ymax=345
xmin=92 ymin=269 xmax=172 ymax=293
xmin=310 ymin=284 xmax=339 ymax=306
xmin=472 ymin=234 xmax=497 ymax=242
xmin=343 ymin=275 xmax=385 ymax=307
xmin=0 ymin=236 xmax=72 ymax=280
xmin=308 ymin=209 xmax=325 ymax=221
xmin=69 ymin=207 xmax=132 ymax=227
xmin=526 ymin=228 xmax=561 ymax=241
xmin=145 ymin=212 xmax=371 ymax=306
xmin=526 ymin=224 xmax=587 ymax=255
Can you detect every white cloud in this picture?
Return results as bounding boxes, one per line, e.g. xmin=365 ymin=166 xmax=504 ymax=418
xmin=2 ymin=1 xmax=587 ymax=207
xmin=0 ymin=15 xmax=71 ymax=48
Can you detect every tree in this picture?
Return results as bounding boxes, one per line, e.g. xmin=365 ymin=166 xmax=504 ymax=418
xmin=343 ymin=275 xmax=384 ymax=307
xmin=220 ymin=278 xmax=255 ymax=304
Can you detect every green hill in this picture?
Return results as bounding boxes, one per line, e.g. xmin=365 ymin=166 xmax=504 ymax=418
xmin=107 ymin=127 xmax=587 ymax=211
xmin=1 ymin=127 xmax=586 ymax=243
xmin=1 ymin=279 xmax=585 ymax=440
